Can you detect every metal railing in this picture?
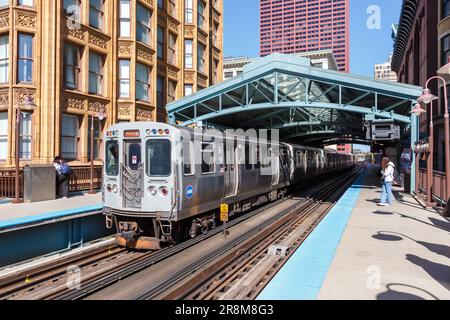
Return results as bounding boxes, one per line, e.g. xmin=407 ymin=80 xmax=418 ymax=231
xmin=418 ymin=169 xmax=448 ymax=205
xmin=0 ymin=165 xmax=102 ymax=199
xmin=0 ymin=168 xmax=23 ymax=198
xmin=68 ymin=165 xmax=103 ymax=192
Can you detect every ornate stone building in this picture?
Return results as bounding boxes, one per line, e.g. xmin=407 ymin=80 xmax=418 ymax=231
xmin=0 ymin=0 xmax=223 ymax=167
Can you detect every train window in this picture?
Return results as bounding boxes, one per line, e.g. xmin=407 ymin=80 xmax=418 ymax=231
xmin=201 ymin=142 xmax=215 ymax=174
xmin=145 ymin=139 xmax=171 ymax=177
xmin=183 ymin=140 xmax=195 ymax=176
xmin=105 ymin=140 xmax=119 ymax=176
xmin=128 ymin=143 xmax=141 ymax=170
xmin=261 ymin=147 xmax=271 ymax=168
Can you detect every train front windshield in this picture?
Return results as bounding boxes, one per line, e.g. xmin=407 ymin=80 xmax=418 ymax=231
xmin=106 ymin=140 xmax=119 ymax=176
xmin=146 ymin=139 xmax=171 ymax=177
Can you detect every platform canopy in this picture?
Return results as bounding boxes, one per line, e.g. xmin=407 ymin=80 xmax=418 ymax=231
xmin=167 ymin=54 xmax=423 ymax=146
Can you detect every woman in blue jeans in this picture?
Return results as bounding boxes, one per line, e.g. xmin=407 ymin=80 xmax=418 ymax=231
xmin=379 ymin=157 xmax=396 ymax=206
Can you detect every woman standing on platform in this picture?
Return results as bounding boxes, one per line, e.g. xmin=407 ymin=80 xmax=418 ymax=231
xmin=379 ymin=157 xmax=395 ymax=206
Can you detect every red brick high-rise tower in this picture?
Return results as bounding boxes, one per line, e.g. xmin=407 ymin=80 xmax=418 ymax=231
xmin=260 ymin=0 xmax=350 ymax=72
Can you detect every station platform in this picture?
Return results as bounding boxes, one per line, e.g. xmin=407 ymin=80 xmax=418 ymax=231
xmin=258 ymin=164 xmax=450 ymax=300
xmin=0 ymin=192 xmax=102 ymax=232
xmin=0 ymin=192 xmax=107 ymax=268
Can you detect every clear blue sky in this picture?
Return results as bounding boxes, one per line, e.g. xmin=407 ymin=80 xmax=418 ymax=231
xmin=224 ymin=0 xmax=403 ymax=77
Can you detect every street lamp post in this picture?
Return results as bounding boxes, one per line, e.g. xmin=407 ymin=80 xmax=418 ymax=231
xmin=13 ymin=88 xmax=37 ymax=204
xmin=89 ymin=103 xmax=105 ymax=195
xmin=414 ymin=73 xmax=450 ymax=213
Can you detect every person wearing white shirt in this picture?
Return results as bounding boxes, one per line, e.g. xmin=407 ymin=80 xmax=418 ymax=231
xmin=379 ymin=157 xmax=396 ymax=206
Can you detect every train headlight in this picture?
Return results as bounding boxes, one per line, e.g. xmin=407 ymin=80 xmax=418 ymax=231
xmin=148 ymin=186 xmax=157 ymax=196
xmin=159 ymin=186 xmax=169 ymax=197
xmin=112 ymin=184 xmax=118 ymax=193
xmin=107 ymin=184 xmax=112 ymax=193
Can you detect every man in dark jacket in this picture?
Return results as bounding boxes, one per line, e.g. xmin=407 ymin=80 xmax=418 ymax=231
xmin=53 ymin=156 xmax=71 ymax=199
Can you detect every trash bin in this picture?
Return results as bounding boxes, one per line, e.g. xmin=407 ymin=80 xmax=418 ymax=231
xmin=404 ymin=170 xmax=411 ymax=194
xmin=24 ymin=165 xmax=56 ymax=203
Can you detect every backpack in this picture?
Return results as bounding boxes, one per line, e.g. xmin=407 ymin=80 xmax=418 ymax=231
xmin=60 ymin=163 xmax=72 ymax=175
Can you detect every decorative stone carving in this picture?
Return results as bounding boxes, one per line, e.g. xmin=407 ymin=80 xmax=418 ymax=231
xmin=16 ymin=13 xmax=36 ymax=29
xmin=0 ymin=90 xmax=8 ymax=106
xmin=137 ymin=47 xmax=153 ymax=63
xmin=168 ymin=21 xmax=178 ymax=33
xmin=67 ymin=27 xmax=86 ymax=41
xmin=14 ymin=89 xmax=36 ymax=105
xmin=136 ymin=106 xmax=153 ymax=121
xmin=88 ymin=33 xmax=108 ymax=50
xmin=184 ymin=25 xmax=195 ymax=38
xmin=118 ymin=42 xmax=132 ymax=56
xmin=184 ymin=70 xmax=195 ymax=83
xmin=118 ymin=104 xmax=132 ymax=119
xmin=197 ymin=31 xmax=207 ymax=44
xmin=140 ymin=0 xmax=154 ymax=8
xmin=64 ymin=97 xmax=85 ymax=112
xmin=168 ymin=67 xmax=178 ymax=80
xmin=0 ymin=13 xmax=9 ymax=29
xmin=88 ymin=101 xmax=107 ymax=113
xmin=197 ymin=74 xmax=207 ymax=87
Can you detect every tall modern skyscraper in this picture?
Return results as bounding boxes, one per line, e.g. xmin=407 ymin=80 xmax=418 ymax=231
xmin=260 ymin=0 xmax=350 ymax=72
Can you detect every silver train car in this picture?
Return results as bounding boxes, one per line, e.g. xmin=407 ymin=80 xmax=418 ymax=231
xmin=103 ymin=122 xmax=354 ymax=250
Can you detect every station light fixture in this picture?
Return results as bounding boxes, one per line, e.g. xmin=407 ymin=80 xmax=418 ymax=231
xmin=437 ymin=57 xmax=450 ymax=76
xmin=410 ymin=103 xmax=427 ymax=115
xmin=417 ymin=89 xmax=439 ymax=105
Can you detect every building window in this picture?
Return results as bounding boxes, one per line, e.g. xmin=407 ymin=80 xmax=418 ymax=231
xmin=18 ymin=0 xmax=33 ymax=7
xmin=157 ymin=76 xmax=165 ymax=109
xmin=168 ymin=0 xmax=176 ymax=17
xmin=168 ymin=80 xmax=177 ymax=103
xmin=18 ymin=33 xmax=33 ymax=83
xmin=442 ymin=34 xmax=450 ymax=67
xmin=19 ymin=112 xmax=32 ymax=160
xmin=61 ymin=114 xmax=79 ymax=160
xmin=136 ymin=63 xmax=151 ymax=101
xmin=119 ymin=0 xmax=131 ymax=38
xmin=184 ymin=84 xmax=193 ymax=96
xmin=197 ymin=43 xmax=205 ymax=73
xmin=64 ymin=0 xmax=81 ymax=21
xmin=184 ymin=40 xmax=193 ymax=68
xmin=185 ymin=0 xmax=193 ymax=23
xmin=443 ymin=0 xmax=450 ymax=19
xmin=89 ymin=0 xmax=104 ymax=30
xmin=137 ymin=3 xmax=151 ymax=45
xmin=157 ymin=0 xmax=163 ymax=9
xmin=157 ymin=26 xmax=165 ymax=59
xmin=119 ymin=59 xmax=130 ymax=98
xmin=198 ymin=1 xmax=205 ymax=29
xmin=224 ymin=71 xmax=233 ymax=78
xmin=64 ymin=43 xmax=82 ymax=90
xmin=87 ymin=118 xmax=103 ymax=160
xmin=89 ymin=51 xmax=104 ymax=95
xmin=0 ymin=35 xmax=8 ymax=83
xmin=0 ymin=111 xmax=7 ymax=160
xmin=168 ymin=32 xmax=177 ymax=65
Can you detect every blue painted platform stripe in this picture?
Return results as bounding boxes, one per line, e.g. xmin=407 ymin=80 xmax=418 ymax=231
xmin=257 ymin=168 xmax=368 ymax=300
xmin=0 ymin=204 xmax=103 ymax=230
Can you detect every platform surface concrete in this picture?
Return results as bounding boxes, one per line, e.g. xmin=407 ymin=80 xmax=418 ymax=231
xmin=0 ymin=192 xmax=102 ymax=224
xmin=318 ymin=165 xmax=450 ymax=300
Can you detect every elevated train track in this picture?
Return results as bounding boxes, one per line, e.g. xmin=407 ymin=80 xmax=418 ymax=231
xmin=0 ymin=166 xmax=361 ymax=300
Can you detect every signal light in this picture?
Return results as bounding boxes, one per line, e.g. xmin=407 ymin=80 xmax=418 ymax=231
xmin=159 ymin=186 xmax=169 ymax=197
xmin=158 ymin=129 xmax=164 ymax=135
xmin=165 ymin=129 xmax=170 ymax=135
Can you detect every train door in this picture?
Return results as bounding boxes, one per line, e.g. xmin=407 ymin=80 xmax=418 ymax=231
xmin=122 ymin=139 xmax=144 ymax=208
xmin=271 ymin=147 xmax=280 ymax=186
xmin=224 ymin=141 xmax=239 ymax=198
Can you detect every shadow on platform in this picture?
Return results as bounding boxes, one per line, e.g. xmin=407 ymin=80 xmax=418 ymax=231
xmin=376 ymin=283 xmax=438 ymax=300
xmin=406 ymin=255 xmax=450 ymax=291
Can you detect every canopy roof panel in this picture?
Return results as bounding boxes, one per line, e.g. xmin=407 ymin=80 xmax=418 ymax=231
xmin=167 ymin=53 xmax=423 ymax=146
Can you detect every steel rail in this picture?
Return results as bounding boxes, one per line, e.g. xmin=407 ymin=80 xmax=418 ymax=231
xmin=135 ymin=166 xmax=362 ymax=300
